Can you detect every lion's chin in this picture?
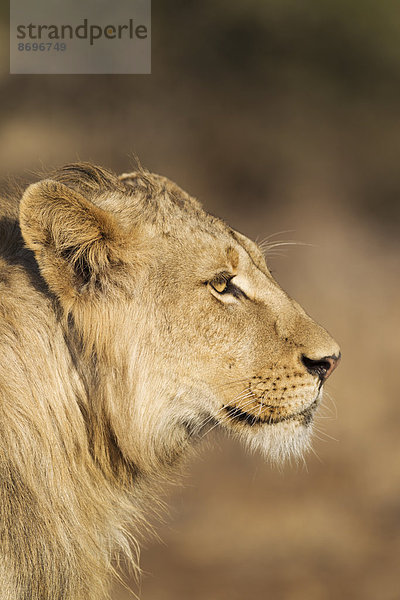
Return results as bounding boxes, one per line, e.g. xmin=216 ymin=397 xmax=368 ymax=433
xmin=233 ymin=418 xmax=313 ymax=465
xmin=218 ymin=394 xmax=321 ymax=463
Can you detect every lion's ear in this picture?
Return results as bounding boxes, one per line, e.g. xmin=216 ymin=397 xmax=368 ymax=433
xmin=19 ymin=179 xmax=128 ymax=301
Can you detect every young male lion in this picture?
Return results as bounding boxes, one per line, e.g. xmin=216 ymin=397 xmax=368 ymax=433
xmin=0 ymin=163 xmax=340 ymax=599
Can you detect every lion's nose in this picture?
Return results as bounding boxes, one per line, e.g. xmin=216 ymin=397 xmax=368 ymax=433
xmin=301 ymin=353 xmax=341 ymax=382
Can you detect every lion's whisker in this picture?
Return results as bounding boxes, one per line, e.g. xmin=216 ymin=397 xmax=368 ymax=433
xmin=313 ymin=426 xmax=339 ymax=443
xmin=256 ymin=230 xmax=296 ymax=247
xmin=322 ymin=390 xmax=338 ymax=419
xmin=308 ymin=443 xmax=323 ymax=464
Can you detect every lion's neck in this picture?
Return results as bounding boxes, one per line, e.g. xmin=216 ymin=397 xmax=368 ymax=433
xmin=0 ymin=302 xmax=148 ymax=600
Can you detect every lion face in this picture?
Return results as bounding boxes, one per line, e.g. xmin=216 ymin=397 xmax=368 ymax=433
xmin=141 ymin=214 xmax=340 ymax=463
xmin=19 ymin=164 xmax=340 ymax=469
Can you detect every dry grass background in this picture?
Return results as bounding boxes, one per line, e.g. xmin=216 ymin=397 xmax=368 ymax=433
xmin=1 ymin=1 xmax=400 ymax=598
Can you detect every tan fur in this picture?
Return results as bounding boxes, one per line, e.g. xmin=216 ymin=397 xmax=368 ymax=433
xmin=0 ymin=163 xmax=340 ymax=599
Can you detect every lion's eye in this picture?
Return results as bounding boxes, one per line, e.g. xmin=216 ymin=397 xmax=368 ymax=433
xmin=208 ymin=272 xmax=247 ymax=300
xmin=210 ymin=276 xmax=230 ymax=294
xmin=208 ymin=272 xmax=237 ymax=295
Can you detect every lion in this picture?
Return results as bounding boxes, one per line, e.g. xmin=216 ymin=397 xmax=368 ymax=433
xmin=0 ymin=163 xmax=340 ymax=599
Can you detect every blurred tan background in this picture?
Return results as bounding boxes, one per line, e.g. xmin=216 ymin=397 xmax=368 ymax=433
xmin=1 ymin=1 xmax=400 ymax=599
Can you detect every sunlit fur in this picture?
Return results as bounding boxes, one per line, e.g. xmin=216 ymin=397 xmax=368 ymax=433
xmin=0 ymin=163 xmax=340 ymax=599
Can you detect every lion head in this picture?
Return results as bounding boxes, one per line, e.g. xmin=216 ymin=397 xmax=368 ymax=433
xmin=19 ymin=163 xmax=340 ymax=473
